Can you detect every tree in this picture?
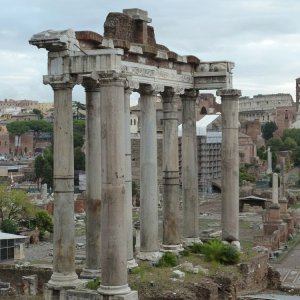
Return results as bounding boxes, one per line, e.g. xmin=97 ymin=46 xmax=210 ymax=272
xmin=262 ymin=121 xmax=278 ymax=141
xmin=74 ymin=147 xmax=85 ymax=171
xmin=6 ymin=121 xmax=29 ymax=156
xmin=32 ymin=210 xmax=53 ymax=238
xmin=0 ymin=186 xmax=35 ymax=224
xmin=32 ymin=108 xmax=43 ymax=119
xmin=282 ymin=137 xmax=297 ymax=151
xmin=283 ymin=128 xmax=300 ymax=145
xmin=267 ymin=138 xmax=283 ymax=152
xmin=35 ymin=146 xmax=53 ymax=188
xmin=1 ymin=219 xmax=18 ymax=234
xmin=72 ymin=101 xmax=86 ymax=120
xmin=73 ymin=120 xmax=85 ymax=148
xmin=25 ymin=120 xmax=52 ymax=148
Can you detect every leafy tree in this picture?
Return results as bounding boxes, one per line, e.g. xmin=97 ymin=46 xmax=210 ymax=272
xmin=73 ymin=120 xmax=85 ymax=148
xmin=262 ymin=121 xmax=278 ymax=141
xmin=74 ymin=147 xmax=85 ymax=171
xmin=0 ymin=186 xmax=35 ymax=223
xmin=35 ymin=146 xmax=53 ymax=188
xmin=239 ymin=167 xmax=256 ymax=185
xmin=72 ymin=101 xmax=86 ymax=120
xmin=257 ymin=146 xmax=267 ymax=160
xmin=292 ymin=147 xmax=300 ymax=166
xmin=25 ymin=120 xmax=52 ymax=148
xmin=32 ymin=210 xmax=53 ymax=238
xmin=1 ymin=219 xmax=18 ymax=234
xmin=267 ymin=138 xmax=283 ymax=152
xmin=282 ymin=137 xmax=297 ymax=151
xmin=282 ymin=128 xmax=300 ymax=145
xmin=6 ymin=121 xmax=29 ymax=155
xmin=32 ymin=108 xmax=43 ymax=119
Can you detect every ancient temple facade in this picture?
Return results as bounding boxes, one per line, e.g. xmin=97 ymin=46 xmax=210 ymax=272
xmin=29 ymin=8 xmax=241 ymax=300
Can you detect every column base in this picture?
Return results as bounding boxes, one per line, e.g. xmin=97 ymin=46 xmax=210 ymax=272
xmin=47 ymin=272 xmax=83 ymax=288
xmin=182 ymin=237 xmax=203 ymax=247
xmin=160 ymin=244 xmax=184 ymax=253
xmin=98 ymin=284 xmax=131 ymax=296
xmin=45 ymin=273 xmax=84 ymax=300
xmin=99 ymin=290 xmax=138 ymax=300
xmin=80 ymin=268 xmax=101 ymax=279
xmin=136 ymin=251 xmax=162 ymax=262
xmin=127 ymin=258 xmax=138 ymax=270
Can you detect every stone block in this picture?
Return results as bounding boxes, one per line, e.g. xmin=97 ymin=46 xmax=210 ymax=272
xmin=172 ymin=270 xmax=185 ymax=279
xmin=66 ymin=289 xmax=100 ymax=299
xmin=22 ymin=274 xmax=38 ymax=296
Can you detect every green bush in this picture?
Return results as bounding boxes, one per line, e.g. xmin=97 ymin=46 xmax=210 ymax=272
xmin=199 ymin=239 xmax=240 ymax=265
xmin=1 ymin=219 xmax=18 ymax=234
xmin=190 ymin=242 xmax=203 ymax=254
xmin=157 ymin=252 xmax=178 ymax=267
xmin=32 ymin=210 xmax=53 ymax=239
xmin=86 ymin=277 xmax=100 ymax=290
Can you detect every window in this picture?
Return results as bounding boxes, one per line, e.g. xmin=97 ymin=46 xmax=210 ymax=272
xmin=0 ymin=239 xmax=14 ymax=261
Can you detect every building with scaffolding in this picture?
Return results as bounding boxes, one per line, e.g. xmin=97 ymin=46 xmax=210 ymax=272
xmin=178 ymin=114 xmax=222 ymax=194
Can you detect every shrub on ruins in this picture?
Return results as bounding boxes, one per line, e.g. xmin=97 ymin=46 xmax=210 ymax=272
xmin=0 ymin=186 xmax=35 ymax=223
xmin=157 ymin=252 xmax=178 ymax=267
xmin=199 ymin=239 xmax=240 ymax=265
xmin=31 ymin=210 xmax=53 ymax=239
xmin=0 ymin=219 xmax=18 ymax=234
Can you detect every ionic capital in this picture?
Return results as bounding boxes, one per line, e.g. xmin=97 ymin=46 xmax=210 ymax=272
xmin=180 ymin=88 xmax=199 ymax=101
xmin=43 ymin=74 xmax=80 ymax=90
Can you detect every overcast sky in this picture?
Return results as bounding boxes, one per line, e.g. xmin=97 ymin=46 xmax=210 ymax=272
xmin=1 ymin=0 xmax=300 ymax=103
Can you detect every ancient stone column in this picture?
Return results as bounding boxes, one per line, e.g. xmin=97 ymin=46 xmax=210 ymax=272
xmin=46 ymin=76 xmax=81 ymax=288
xmin=267 ymin=147 xmax=272 ymax=174
xmin=137 ymin=84 xmax=159 ymax=260
xmin=81 ymin=78 xmax=101 ymax=279
xmin=280 ymin=157 xmax=287 ymax=200
xmin=98 ymin=76 xmax=137 ymax=298
xmin=217 ymin=89 xmax=241 ymax=242
xmin=161 ymin=87 xmax=181 ymax=250
xmin=272 ymin=172 xmax=279 ymax=205
xmin=181 ymin=89 xmax=200 ymax=244
xmin=124 ymin=87 xmax=138 ymax=269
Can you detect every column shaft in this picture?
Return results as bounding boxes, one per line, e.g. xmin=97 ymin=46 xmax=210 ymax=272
xmin=161 ymin=87 xmax=180 ymax=246
xmin=139 ymin=85 xmax=159 ymax=253
xmin=218 ymin=89 xmax=241 ymax=242
xmin=83 ymin=79 xmax=101 ymax=276
xmin=50 ymin=81 xmax=78 ymax=285
xmin=272 ymin=172 xmax=279 ymax=204
xmin=99 ymin=78 xmax=130 ymax=294
xmin=181 ymin=89 xmax=199 ymax=239
xmin=124 ymin=88 xmax=136 ymax=266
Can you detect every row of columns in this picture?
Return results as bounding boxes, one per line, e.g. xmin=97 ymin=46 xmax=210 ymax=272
xmin=47 ymin=74 xmax=241 ymax=297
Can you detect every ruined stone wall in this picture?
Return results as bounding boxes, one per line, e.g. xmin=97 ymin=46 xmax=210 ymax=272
xmin=0 ymin=264 xmax=52 ymax=292
xmin=240 ymin=120 xmax=261 ymax=144
xmin=274 ymin=106 xmax=296 ymax=137
xmin=237 ymin=253 xmax=272 ymax=295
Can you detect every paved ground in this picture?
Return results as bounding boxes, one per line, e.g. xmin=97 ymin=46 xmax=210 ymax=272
xmin=273 ymin=241 xmax=300 ymax=290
